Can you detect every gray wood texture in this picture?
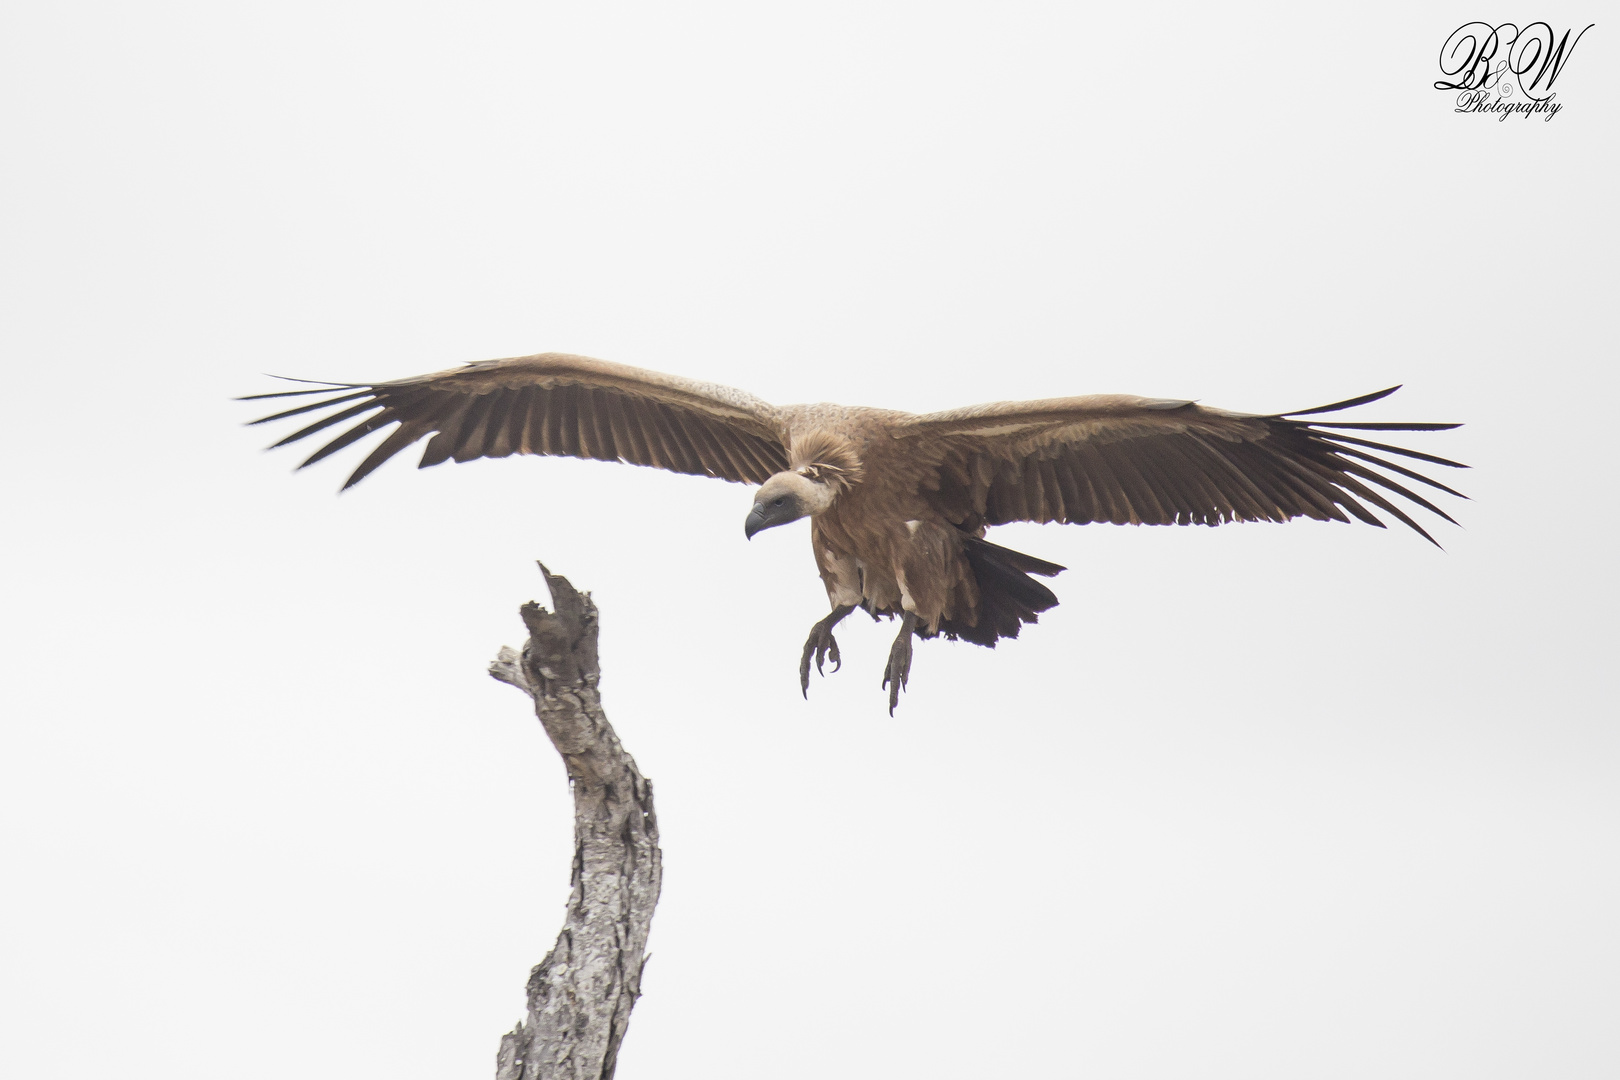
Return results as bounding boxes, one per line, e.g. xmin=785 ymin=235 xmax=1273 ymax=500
xmin=489 ymin=566 xmax=662 ymax=1080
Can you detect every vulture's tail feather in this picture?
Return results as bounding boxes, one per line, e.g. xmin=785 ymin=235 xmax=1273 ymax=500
xmin=929 ymin=535 xmax=1064 ymax=647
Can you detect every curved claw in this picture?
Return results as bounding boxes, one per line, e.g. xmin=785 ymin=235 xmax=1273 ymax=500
xmin=881 ymin=613 xmax=920 ymax=715
xmin=800 ymin=605 xmax=856 ymax=698
xmin=801 ymin=632 xmax=841 ymax=697
xmin=819 ymin=636 xmax=841 ymax=676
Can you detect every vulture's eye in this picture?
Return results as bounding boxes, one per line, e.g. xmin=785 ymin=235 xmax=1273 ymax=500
xmin=772 ymin=497 xmax=786 ymax=507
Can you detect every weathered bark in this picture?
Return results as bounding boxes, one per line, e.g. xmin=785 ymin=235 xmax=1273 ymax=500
xmin=488 ymin=565 xmax=662 ymax=1080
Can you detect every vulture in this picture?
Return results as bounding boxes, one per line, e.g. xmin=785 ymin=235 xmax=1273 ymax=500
xmin=243 ymin=353 xmax=1466 ymax=711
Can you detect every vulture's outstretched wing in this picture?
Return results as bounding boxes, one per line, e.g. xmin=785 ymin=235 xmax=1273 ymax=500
xmin=242 ymin=353 xmax=791 ymax=489
xmin=894 ymin=386 xmax=1466 ymax=546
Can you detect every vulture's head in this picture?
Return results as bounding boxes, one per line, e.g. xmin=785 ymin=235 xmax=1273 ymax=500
xmin=745 ymin=468 xmax=840 ymax=539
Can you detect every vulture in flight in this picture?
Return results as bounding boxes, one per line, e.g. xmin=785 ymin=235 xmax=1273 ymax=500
xmin=243 ymin=353 xmax=1465 ymax=711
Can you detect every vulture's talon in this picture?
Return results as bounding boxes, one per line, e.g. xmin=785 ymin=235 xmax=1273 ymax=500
xmin=800 ymin=604 xmax=856 ymax=698
xmin=816 ymin=636 xmax=841 ymax=677
xmin=882 ymin=613 xmax=920 ymax=715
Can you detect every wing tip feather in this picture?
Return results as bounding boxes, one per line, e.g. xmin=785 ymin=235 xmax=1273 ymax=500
xmin=1280 ymin=385 xmax=1402 ymax=417
xmin=235 ymin=375 xmax=364 ymax=401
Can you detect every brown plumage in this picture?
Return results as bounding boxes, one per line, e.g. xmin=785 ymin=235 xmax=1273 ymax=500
xmin=243 ymin=352 xmax=1467 ymax=712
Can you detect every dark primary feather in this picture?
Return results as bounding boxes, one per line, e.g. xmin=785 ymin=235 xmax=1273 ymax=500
xmin=1304 ymin=421 xmax=1462 ymax=431
xmin=1280 ymin=384 xmax=1403 ymax=416
xmin=1301 ymin=430 xmax=1467 ymax=470
xmin=237 ymin=377 xmax=362 ymax=398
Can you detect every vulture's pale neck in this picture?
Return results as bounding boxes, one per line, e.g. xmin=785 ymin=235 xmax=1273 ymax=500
xmin=787 ymin=430 xmax=864 ymax=493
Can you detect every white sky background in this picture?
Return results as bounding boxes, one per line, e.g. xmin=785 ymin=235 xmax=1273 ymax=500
xmin=2 ymin=2 xmax=1616 ymax=1077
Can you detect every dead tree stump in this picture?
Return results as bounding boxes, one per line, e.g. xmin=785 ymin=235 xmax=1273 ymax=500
xmin=488 ymin=565 xmax=662 ymax=1080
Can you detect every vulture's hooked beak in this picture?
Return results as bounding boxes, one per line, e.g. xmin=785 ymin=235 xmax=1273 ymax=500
xmin=744 ymin=503 xmax=769 ymax=540
xmin=744 ymin=493 xmax=804 ymax=539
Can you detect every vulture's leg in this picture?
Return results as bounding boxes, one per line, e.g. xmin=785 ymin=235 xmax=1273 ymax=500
xmin=800 ymin=604 xmax=856 ymax=698
xmin=882 ymin=612 xmax=921 ymax=716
